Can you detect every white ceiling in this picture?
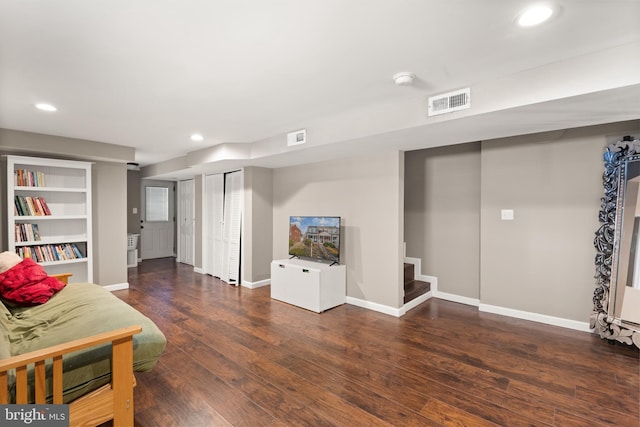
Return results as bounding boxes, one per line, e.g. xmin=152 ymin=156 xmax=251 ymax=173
xmin=1 ymin=1 xmax=639 ymax=179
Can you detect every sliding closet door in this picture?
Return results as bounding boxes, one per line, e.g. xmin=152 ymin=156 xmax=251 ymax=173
xmin=221 ymin=171 xmax=242 ymax=284
xmin=204 ymin=174 xmax=224 ymax=278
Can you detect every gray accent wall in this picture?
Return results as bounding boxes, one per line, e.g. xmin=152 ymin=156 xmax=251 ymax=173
xmin=242 ymin=167 xmax=274 ymax=284
xmin=92 ymin=162 xmax=128 ymax=286
xmin=479 ymin=123 xmax=637 ymax=322
xmin=405 ymin=120 xmax=640 ymax=322
xmin=127 ymin=170 xmax=141 ymax=234
xmin=404 ymin=142 xmax=481 ymax=299
xmin=273 ymin=151 xmax=405 ymax=308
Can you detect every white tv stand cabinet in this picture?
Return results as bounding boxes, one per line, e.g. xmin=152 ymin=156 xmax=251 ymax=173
xmin=270 ymin=258 xmax=346 ymax=313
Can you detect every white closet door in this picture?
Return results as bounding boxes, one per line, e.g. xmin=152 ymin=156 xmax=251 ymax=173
xmin=221 ymin=171 xmax=242 ymax=284
xmin=204 ymin=174 xmax=224 ymax=278
xmin=178 ymin=179 xmax=195 ymax=266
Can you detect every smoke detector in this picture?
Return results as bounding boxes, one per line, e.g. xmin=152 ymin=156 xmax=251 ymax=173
xmin=393 ymin=72 xmax=415 ymax=87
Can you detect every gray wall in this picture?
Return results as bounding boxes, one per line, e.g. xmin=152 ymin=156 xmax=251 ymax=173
xmin=479 ymin=123 xmax=636 ymax=321
xmin=404 ymin=120 xmax=640 ymax=322
xmin=242 ymin=167 xmax=274 ymax=283
xmin=404 ymin=142 xmax=481 ymax=298
xmin=273 ymin=150 xmax=405 ymax=308
xmin=92 ymin=162 xmax=128 ymax=286
xmin=127 ymin=170 xmax=141 ymax=234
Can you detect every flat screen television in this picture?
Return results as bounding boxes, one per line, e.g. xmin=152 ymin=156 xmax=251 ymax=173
xmin=289 ymin=216 xmax=341 ymax=264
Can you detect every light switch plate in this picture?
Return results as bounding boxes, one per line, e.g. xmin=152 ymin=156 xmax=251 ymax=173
xmin=501 ymin=209 xmax=514 ymax=220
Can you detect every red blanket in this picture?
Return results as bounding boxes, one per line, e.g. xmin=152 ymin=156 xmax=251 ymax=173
xmin=0 ymin=258 xmax=66 ymax=306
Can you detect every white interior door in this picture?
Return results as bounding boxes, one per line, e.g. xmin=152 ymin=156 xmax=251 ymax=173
xmin=178 ymin=179 xmax=195 ymax=266
xmin=204 ymin=174 xmax=224 ymax=277
xmin=140 ymin=180 xmax=175 ymax=260
xmin=221 ymin=171 xmax=242 ymax=284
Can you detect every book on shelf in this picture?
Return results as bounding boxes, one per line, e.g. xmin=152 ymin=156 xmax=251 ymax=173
xmin=14 ymin=169 xmax=46 ymax=187
xmin=15 ymin=196 xmax=27 ymax=216
xmin=38 ymin=197 xmax=52 ymax=215
xmin=14 ymin=196 xmax=52 ymax=216
xmin=16 ymin=243 xmax=84 ymax=263
xmin=32 ymin=223 xmax=41 ymax=240
xmin=14 ymin=223 xmax=41 ymax=242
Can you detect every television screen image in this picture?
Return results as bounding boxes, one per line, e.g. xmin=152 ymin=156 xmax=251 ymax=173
xmin=289 ymin=216 xmax=340 ymax=263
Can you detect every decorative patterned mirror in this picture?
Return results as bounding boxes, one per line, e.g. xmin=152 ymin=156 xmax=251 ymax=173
xmin=592 ymin=136 xmax=640 ymax=348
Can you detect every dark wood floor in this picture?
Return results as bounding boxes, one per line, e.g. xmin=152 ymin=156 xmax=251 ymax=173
xmin=115 ymin=257 xmax=639 ymax=426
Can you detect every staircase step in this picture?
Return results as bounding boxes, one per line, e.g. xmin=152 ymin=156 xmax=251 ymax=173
xmin=404 ymin=280 xmax=431 ymax=304
xmin=404 ymin=263 xmax=415 ymax=286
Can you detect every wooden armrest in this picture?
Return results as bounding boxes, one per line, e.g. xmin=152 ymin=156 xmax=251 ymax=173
xmin=0 ymin=325 xmax=142 ymax=405
xmin=51 ymin=272 xmax=73 ymax=284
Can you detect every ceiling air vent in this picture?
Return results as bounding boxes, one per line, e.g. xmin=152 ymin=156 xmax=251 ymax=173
xmin=427 ymin=88 xmax=471 ymax=116
xmin=287 ymin=129 xmax=307 ymax=147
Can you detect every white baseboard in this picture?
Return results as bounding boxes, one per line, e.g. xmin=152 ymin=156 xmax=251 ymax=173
xmin=433 ymin=290 xmax=480 ymax=307
xmin=242 ymin=279 xmax=270 ymax=289
xmin=193 ymin=267 xmax=204 ymax=274
xmin=103 ymin=283 xmax=129 ymax=292
xmin=399 ymin=291 xmax=433 ymax=315
xmin=479 ymin=303 xmax=592 ymax=332
xmin=346 ymin=296 xmax=402 ymax=317
xmin=347 ymin=292 xmax=433 ymax=318
xmin=430 ymin=291 xmax=590 ymax=332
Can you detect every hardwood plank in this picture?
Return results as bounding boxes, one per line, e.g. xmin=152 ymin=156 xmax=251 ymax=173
xmin=506 ymin=378 xmax=639 ymax=427
xmin=552 ymin=409 xmax=609 ymax=427
xmin=421 ymin=398 xmax=500 ymax=427
xmin=114 ymin=257 xmax=639 ymax=426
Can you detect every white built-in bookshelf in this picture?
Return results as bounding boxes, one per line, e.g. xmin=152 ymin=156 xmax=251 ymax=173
xmin=7 ymin=155 xmax=93 ymax=283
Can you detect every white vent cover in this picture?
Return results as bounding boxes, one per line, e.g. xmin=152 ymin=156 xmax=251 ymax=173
xmin=427 ymin=88 xmax=471 ymax=116
xmin=287 ymin=129 xmax=307 ymax=146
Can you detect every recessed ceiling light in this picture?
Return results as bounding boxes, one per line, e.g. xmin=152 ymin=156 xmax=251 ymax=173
xmin=518 ymin=5 xmax=553 ymax=27
xmin=190 ymin=133 xmax=204 ymax=142
xmin=35 ymin=103 xmax=57 ymax=112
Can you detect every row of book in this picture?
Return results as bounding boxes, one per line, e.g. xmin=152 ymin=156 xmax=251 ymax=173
xmin=16 ymin=243 xmax=85 ymax=263
xmin=14 ymin=195 xmax=52 ymax=216
xmin=15 ymin=169 xmax=47 ymax=187
xmin=15 ymin=223 xmax=41 ymax=242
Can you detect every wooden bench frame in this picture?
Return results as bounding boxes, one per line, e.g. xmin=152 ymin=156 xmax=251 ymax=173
xmin=0 ymin=273 xmax=142 ymax=426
